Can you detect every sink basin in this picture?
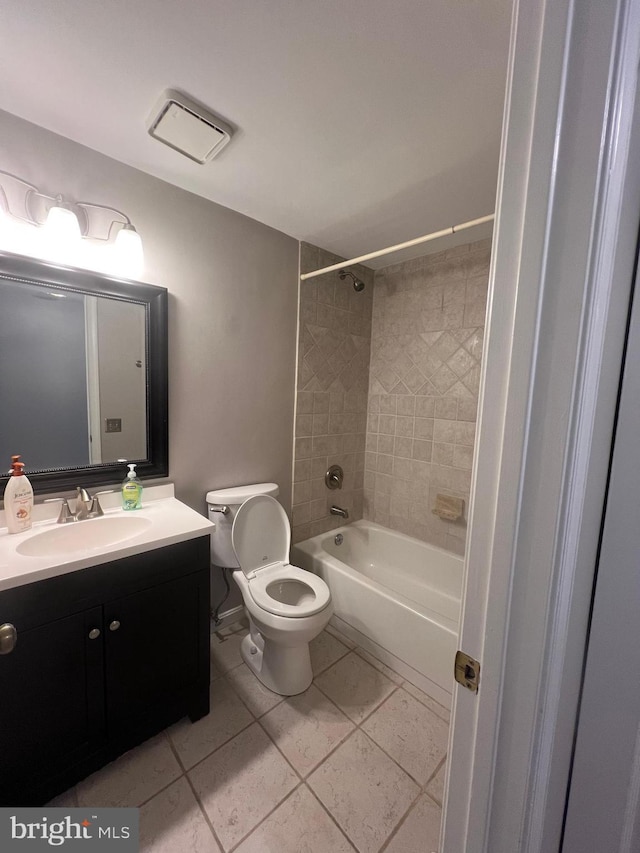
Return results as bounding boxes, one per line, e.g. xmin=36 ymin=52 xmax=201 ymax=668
xmin=16 ymin=516 xmax=153 ymax=558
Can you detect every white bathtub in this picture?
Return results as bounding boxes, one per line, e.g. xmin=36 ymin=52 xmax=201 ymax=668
xmin=291 ymin=519 xmax=463 ymax=708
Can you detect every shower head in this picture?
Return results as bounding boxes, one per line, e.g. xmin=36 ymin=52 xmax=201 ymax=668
xmin=338 ymin=269 xmax=365 ymax=292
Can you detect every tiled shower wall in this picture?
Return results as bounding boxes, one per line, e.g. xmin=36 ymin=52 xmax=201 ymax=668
xmin=292 ymin=238 xmax=490 ymax=554
xmin=363 ymin=239 xmax=490 ymax=554
xmin=291 ymin=243 xmax=374 ymax=544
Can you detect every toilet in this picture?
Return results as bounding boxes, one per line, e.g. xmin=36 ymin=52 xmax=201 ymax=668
xmin=206 ymin=483 xmax=332 ymax=695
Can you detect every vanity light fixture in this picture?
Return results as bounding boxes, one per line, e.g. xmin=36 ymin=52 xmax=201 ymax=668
xmin=0 ymin=170 xmax=144 ymax=278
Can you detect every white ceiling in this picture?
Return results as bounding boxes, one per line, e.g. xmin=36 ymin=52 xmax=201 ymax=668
xmin=0 ymin=0 xmax=511 ymax=268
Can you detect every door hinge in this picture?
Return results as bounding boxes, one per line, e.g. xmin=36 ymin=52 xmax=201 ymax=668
xmin=455 ymin=650 xmax=480 ymax=693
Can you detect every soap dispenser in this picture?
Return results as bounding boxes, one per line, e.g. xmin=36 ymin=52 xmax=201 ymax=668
xmin=121 ymin=463 xmax=143 ymax=510
xmin=4 ymin=455 xmax=34 ymax=533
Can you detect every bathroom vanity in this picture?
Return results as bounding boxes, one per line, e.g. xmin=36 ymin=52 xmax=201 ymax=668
xmin=0 ymin=487 xmax=212 ymax=805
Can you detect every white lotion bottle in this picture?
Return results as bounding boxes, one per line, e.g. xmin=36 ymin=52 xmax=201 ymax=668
xmin=4 ymin=455 xmax=34 ymax=533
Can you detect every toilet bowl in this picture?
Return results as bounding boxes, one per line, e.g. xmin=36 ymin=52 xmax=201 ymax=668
xmin=207 ymin=485 xmax=332 ymax=695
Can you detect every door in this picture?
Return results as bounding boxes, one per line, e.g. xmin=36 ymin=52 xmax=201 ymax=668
xmin=96 ymin=298 xmax=147 ymax=463
xmin=442 ymin=0 xmax=640 ymax=849
xmin=560 ymin=260 xmax=640 ymax=851
xmin=0 ymin=606 xmax=105 ymax=804
xmin=104 ymin=572 xmax=206 ymax=729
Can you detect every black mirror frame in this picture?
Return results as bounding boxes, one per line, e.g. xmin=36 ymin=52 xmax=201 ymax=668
xmin=0 ymin=251 xmax=168 ymax=495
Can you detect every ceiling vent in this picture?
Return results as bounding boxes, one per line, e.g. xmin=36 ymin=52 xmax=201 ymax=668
xmin=147 ymin=90 xmax=233 ymax=164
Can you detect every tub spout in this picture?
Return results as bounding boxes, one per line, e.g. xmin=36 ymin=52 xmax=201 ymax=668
xmin=330 ymin=505 xmax=349 ymax=519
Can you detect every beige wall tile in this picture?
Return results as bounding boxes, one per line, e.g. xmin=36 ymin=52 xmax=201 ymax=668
xmin=362 ymin=239 xmax=489 ymax=552
xmin=296 ymin=238 xmax=488 ymax=554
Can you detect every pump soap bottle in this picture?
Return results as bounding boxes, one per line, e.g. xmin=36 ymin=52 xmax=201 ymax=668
xmin=121 ymin=463 xmax=143 ymax=510
xmin=4 ymin=455 xmax=34 ymax=533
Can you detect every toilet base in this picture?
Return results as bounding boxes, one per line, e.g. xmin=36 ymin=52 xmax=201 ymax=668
xmin=240 ymin=632 xmax=313 ymax=696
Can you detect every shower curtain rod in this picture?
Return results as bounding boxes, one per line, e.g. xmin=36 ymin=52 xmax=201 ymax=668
xmin=299 ymin=213 xmax=495 ymax=280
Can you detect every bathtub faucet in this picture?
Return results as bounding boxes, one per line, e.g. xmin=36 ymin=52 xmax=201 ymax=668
xmin=330 ymin=505 xmax=349 ymax=519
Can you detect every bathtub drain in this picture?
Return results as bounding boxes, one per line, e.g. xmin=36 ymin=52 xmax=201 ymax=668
xmin=334 ymin=533 xmax=343 ymax=545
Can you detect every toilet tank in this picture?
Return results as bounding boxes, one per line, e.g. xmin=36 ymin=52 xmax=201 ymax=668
xmin=206 ymin=483 xmax=279 ymax=568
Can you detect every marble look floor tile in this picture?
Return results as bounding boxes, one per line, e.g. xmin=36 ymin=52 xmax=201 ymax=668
xmin=234 ymin=785 xmax=355 ymax=853
xmin=139 ymin=777 xmax=221 ymax=853
xmin=426 ymin=760 xmax=446 ymax=806
xmin=260 ymin=684 xmax=355 ymax=776
xmin=216 ymin=618 xmax=248 ymax=634
xmin=168 ymin=679 xmax=253 ymax=770
xmin=210 ymin=657 xmax=222 ymax=681
xmin=308 ymin=730 xmax=419 ymax=853
xmin=353 ymin=647 xmax=404 ymax=685
xmin=310 ymin=630 xmax=350 ymax=675
xmin=384 ymin=794 xmax=441 ymax=853
xmin=314 ymin=652 xmax=397 ymax=724
xmin=189 ymin=722 xmax=298 ymax=852
xmin=76 ymin=734 xmax=181 ymax=808
xmin=402 ymin=681 xmax=450 ymax=723
xmin=225 ymin=663 xmax=283 ymax=718
xmin=47 ymin=787 xmax=78 ymax=807
xmin=210 ymin=628 xmax=247 ymax=673
xmin=362 ymin=688 xmax=448 ymax=786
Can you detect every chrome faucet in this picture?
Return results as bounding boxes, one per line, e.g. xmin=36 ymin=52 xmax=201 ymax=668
xmin=75 ymin=487 xmax=93 ymax=520
xmin=45 ymin=488 xmax=116 ymax=523
xmin=330 ymin=505 xmax=349 ymax=519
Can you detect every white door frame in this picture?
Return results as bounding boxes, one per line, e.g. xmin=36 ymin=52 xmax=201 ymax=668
xmin=443 ymin=1 xmax=640 ymax=851
xmin=562 ymin=199 xmax=640 ymax=853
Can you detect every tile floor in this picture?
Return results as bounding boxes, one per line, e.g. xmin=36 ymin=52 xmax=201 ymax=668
xmin=50 ymin=621 xmax=448 ymax=853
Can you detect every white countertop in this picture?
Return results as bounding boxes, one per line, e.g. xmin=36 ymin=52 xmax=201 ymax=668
xmin=0 ymin=483 xmax=213 ymax=593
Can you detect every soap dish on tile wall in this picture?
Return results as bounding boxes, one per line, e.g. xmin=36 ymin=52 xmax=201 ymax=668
xmin=432 ymin=494 xmax=464 ymax=521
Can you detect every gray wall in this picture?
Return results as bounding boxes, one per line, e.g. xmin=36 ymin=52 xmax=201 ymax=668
xmin=0 ymin=109 xmax=299 ymax=611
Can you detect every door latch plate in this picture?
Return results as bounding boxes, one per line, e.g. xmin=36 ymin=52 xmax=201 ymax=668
xmin=455 ymin=650 xmax=480 ymax=693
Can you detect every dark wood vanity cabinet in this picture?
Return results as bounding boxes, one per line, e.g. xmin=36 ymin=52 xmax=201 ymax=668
xmin=0 ymin=536 xmax=210 ymax=806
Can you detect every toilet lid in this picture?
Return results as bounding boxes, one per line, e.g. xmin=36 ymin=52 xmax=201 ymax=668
xmin=231 ymin=494 xmax=291 ymax=577
xmin=248 ymin=563 xmax=331 ymax=617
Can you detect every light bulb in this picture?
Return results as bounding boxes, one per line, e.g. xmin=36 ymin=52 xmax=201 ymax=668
xmin=44 ymin=204 xmax=82 ymax=242
xmin=114 ymin=223 xmax=144 ymax=279
xmin=0 ymin=209 xmax=34 ymax=256
xmin=0 ymin=206 xmax=9 ymax=251
xmin=41 ymin=203 xmax=82 ymax=262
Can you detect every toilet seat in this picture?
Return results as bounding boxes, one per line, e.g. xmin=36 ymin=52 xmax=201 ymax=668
xmin=232 ymin=494 xmax=331 ymax=618
xmin=247 ymin=562 xmax=331 ymax=617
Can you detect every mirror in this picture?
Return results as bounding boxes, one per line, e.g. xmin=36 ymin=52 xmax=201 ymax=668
xmin=0 ymin=251 xmax=168 ymax=494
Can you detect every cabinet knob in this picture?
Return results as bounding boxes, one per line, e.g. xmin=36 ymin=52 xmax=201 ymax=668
xmin=109 ymin=620 xmax=121 ymax=632
xmin=88 ymin=628 xmax=101 ymax=640
xmin=0 ymin=623 xmax=17 ymax=654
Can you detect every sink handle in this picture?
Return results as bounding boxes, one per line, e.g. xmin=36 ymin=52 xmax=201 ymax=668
xmin=88 ymin=490 xmax=117 ymax=518
xmin=44 ymin=497 xmax=74 ymax=524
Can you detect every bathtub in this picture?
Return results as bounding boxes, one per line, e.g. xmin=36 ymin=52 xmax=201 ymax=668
xmin=291 ymin=519 xmax=463 ymax=708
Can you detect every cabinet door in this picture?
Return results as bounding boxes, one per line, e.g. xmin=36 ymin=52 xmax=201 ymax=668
xmin=104 ymin=571 xmax=207 ymax=727
xmin=0 ymin=606 xmax=105 ymax=801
